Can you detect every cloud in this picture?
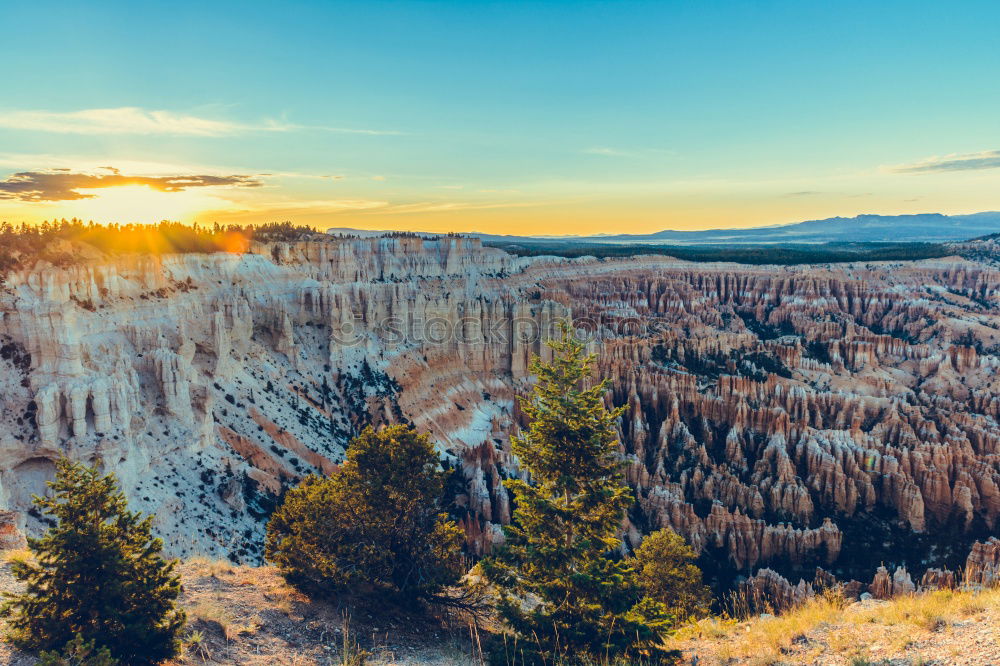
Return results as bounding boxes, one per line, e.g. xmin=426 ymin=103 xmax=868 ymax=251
xmin=782 ymin=190 xmax=872 ymax=198
xmin=196 ymin=198 xmax=391 ymax=223
xmin=0 ymin=107 xmax=400 ymax=137
xmin=238 ymin=199 xmax=388 ymax=212
xmin=889 ymin=150 xmax=1000 ymax=173
xmin=0 ymin=169 xmax=262 ymax=202
xmin=366 ymin=200 xmax=551 ymax=215
xmin=583 ymin=147 xmax=634 ymax=157
xmin=582 ymin=147 xmax=676 ymax=158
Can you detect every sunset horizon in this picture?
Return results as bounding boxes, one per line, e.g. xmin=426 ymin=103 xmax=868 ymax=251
xmin=3 ymin=1 xmax=999 ymax=236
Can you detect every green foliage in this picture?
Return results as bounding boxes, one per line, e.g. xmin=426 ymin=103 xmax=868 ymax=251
xmin=632 ymin=529 xmax=711 ymax=623
xmin=0 ymin=458 xmax=185 ymax=665
xmin=265 ymin=424 xmax=464 ymax=602
xmin=483 ymin=323 xmax=674 ymax=663
xmin=38 ymin=634 xmax=118 ymax=666
xmin=485 ymin=240 xmax=952 ymax=265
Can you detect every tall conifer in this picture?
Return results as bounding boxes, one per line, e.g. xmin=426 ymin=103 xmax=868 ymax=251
xmin=484 ymin=323 xmax=671 ymax=662
xmin=1 ymin=459 xmax=185 ymax=665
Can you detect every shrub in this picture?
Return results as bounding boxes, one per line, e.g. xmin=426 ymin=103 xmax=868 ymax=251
xmin=265 ymin=424 xmax=464 ymax=603
xmin=633 ymin=528 xmax=711 ymax=623
xmin=0 ymin=458 xmax=185 ymax=665
xmin=38 ymin=634 xmax=118 ymax=666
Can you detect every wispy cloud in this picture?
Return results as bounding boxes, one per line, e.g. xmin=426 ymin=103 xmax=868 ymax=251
xmin=782 ymin=190 xmax=872 ymax=198
xmin=366 ymin=200 xmax=551 ymax=215
xmin=0 ymin=153 xmax=355 ymax=185
xmin=196 ymin=198 xmax=391 ymax=222
xmin=582 ymin=146 xmax=675 ymax=158
xmin=0 ymin=168 xmax=262 ymax=202
xmin=583 ymin=147 xmax=635 ymax=157
xmin=232 ymin=199 xmax=389 ymax=212
xmin=0 ymin=107 xmax=401 ymax=137
xmin=888 ymin=150 xmax=1000 ymax=173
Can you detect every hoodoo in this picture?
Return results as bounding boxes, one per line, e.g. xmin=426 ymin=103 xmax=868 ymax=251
xmin=3 ymin=235 xmax=1000 ymax=587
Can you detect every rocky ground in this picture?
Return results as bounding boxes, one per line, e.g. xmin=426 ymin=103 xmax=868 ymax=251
xmin=668 ymin=587 xmax=1000 ymax=665
xmin=0 ymin=555 xmax=482 ymax=665
xmin=4 ymin=552 xmax=1000 ymax=665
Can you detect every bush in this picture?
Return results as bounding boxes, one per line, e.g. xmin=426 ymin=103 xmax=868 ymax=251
xmin=633 ymin=529 xmax=711 ymax=623
xmin=38 ymin=634 xmax=118 ymax=666
xmin=265 ymin=424 xmax=464 ymax=603
xmin=0 ymin=459 xmax=185 ymax=665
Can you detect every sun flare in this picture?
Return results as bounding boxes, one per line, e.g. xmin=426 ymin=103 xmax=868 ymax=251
xmin=68 ymin=185 xmax=229 ymax=225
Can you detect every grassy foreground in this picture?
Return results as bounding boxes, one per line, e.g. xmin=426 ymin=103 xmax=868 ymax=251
xmin=667 ymin=586 xmax=1000 ymax=665
xmin=3 ymin=549 xmax=1000 ymax=665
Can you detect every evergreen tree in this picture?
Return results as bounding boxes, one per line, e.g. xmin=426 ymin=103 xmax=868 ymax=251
xmin=483 ymin=323 xmax=672 ymax=663
xmin=265 ymin=424 xmax=464 ymax=603
xmin=0 ymin=459 xmax=185 ymax=665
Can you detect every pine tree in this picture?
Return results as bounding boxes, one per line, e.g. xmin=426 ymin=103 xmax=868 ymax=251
xmin=0 ymin=459 xmax=185 ymax=665
xmin=265 ymin=424 xmax=464 ymax=603
xmin=483 ymin=323 xmax=672 ymax=663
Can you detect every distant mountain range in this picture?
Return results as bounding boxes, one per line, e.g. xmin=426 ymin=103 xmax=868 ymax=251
xmin=468 ymin=213 xmax=1000 ymax=246
xmin=325 ymin=212 xmax=1000 ymax=246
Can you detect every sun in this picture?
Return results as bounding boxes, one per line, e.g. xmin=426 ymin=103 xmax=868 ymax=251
xmin=67 ymin=185 xmax=228 ymax=224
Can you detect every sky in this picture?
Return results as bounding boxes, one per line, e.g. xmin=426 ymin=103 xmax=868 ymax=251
xmin=1 ymin=0 xmax=999 ymax=236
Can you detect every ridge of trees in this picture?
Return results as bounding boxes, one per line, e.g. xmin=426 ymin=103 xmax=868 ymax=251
xmin=485 ymin=240 xmax=953 ymax=265
xmin=0 ymin=220 xmax=474 ymax=282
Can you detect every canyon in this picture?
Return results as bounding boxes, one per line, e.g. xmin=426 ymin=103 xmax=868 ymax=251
xmin=2 ymin=234 xmax=1000 ymax=592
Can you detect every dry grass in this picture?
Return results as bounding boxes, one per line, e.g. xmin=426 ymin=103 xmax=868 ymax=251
xmin=669 ymin=586 xmax=1000 ymax=665
xmin=185 ymin=598 xmax=263 ymax=641
xmin=6 ymin=554 xmax=999 ymax=665
xmin=165 ymin=560 xmax=479 ymax=665
xmin=185 ymin=555 xmax=236 ymax=578
xmin=0 ymin=548 xmax=32 ymax=566
xmin=0 ymin=557 xmax=481 ymax=665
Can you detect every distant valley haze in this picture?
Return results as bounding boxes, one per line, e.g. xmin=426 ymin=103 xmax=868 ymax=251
xmin=329 ymin=212 xmax=1000 ymax=246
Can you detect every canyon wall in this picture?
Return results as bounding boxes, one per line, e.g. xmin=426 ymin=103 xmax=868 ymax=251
xmin=2 ymin=236 xmax=1000 ymax=586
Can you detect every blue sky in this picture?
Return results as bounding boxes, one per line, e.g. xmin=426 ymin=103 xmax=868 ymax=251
xmin=1 ymin=0 xmax=998 ymax=234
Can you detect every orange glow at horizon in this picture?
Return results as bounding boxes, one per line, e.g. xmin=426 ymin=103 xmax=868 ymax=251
xmin=67 ymin=185 xmax=228 ymax=226
xmin=3 ymin=179 xmax=1000 ymax=238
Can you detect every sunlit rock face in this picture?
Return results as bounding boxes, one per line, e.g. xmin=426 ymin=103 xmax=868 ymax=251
xmin=0 ymin=236 xmax=553 ymax=562
xmin=2 ymin=235 xmax=1000 ymax=584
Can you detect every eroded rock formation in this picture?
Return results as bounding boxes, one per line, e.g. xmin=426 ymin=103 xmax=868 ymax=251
xmin=0 ymin=510 xmax=26 ymax=550
xmin=2 ymin=234 xmax=1000 ymax=582
xmin=964 ymin=537 xmax=1000 ymax=588
xmin=868 ymin=565 xmax=915 ymax=600
xmin=739 ymin=567 xmax=815 ymax=613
